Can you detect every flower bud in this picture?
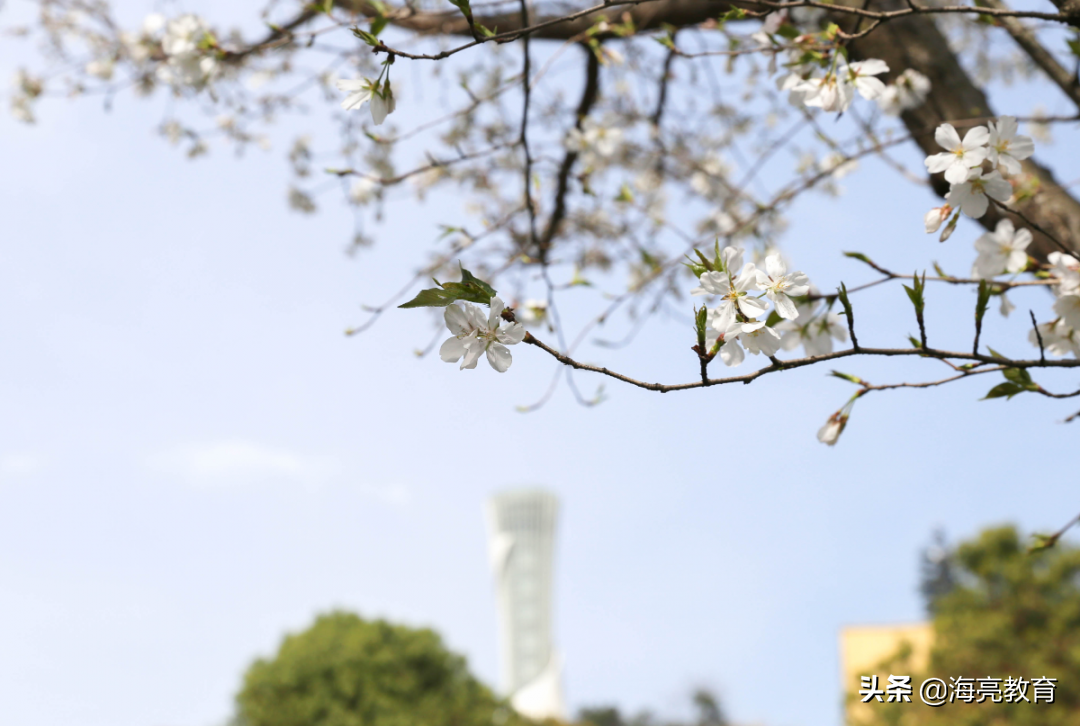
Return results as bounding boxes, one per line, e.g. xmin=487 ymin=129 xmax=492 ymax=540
xmin=816 ymin=412 xmax=848 ymax=446
xmin=924 ymin=204 xmax=951 ymax=234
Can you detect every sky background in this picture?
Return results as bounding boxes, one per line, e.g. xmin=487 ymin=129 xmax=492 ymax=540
xmin=2 ymin=2 xmax=1079 ymax=726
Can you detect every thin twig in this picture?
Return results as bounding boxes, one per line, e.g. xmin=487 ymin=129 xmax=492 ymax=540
xmin=1031 ymin=309 xmax=1046 ymax=362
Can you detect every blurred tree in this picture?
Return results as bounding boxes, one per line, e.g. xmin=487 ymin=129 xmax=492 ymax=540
xmin=861 ymin=526 xmax=1080 ymax=726
xmin=917 ymin=529 xmax=956 ymax=615
xmin=577 ymin=688 xmax=727 ymax=726
xmin=234 ymin=610 xmax=527 ymax=726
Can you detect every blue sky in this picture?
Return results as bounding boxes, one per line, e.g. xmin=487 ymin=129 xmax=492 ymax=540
xmin=2 ymin=3 xmax=1079 ymax=726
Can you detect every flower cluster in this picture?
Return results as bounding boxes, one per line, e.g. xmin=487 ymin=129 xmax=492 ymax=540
xmin=782 ymin=56 xmax=890 ymax=114
xmin=565 ymin=117 xmax=624 ymax=170
xmin=156 ymin=14 xmax=220 ymax=90
xmin=1031 ymin=251 xmax=1080 ymax=358
xmin=440 ymin=297 xmax=526 ymax=372
xmin=924 ymin=117 xmax=1034 ymax=220
xmin=691 ymin=247 xmax=810 ymax=366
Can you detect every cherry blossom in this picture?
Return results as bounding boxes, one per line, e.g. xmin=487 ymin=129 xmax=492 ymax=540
xmin=945 ymin=168 xmax=1012 ymax=218
xmin=877 ymin=69 xmax=931 ymax=116
xmin=924 ymin=123 xmax=989 ymax=185
xmin=755 ymin=254 xmax=810 ymax=320
xmin=1029 ymin=319 xmax=1080 ymax=358
xmin=566 ymin=117 xmax=623 ymax=167
xmin=778 ymin=305 xmax=849 ymax=356
xmin=1048 ymin=251 xmax=1080 ymax=295
xmin=971 ymin=219 xmax=1031 ymax=278
xmin=798 ymin=70 xmax=853 ymax=113
xmin=349 ymin=177 xmax=378 ymax=205
xmin=797 ymin=57 xmax=888 ymax=113
xmin=734 ymin=319 xmax=783 ymax=357
xmin=988 ymin=116 xmax=1035 ymax=176
xmin=691 ymin=246 xmax=767 ymax=331
xmin=337 ymin=78 xmax=395 ymax=125
xmin=845 ymin=59 xmax=890 ymax=100
xmin=999 ymin=292 xmax=1015 ymax=317
xmin=157 ymin=14 xmax=219 ymax=89
xmin=439 ymin=297 xmax=525 ymax=372
xmin=1054 ymin=294 xmax=1080 ymax=330
xmin=86 ymin=59 xmax=114 ymax=81
xmin=718 ymin=327 xmax=745 ymax=367
xmin=778 ymin=71 xmax=811 ymax=106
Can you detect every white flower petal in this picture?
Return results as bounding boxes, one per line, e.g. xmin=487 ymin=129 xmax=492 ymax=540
xmin=497 ymin=322 xmax=526 ymax=345
xmin=486 ymin=342 xmax=513 ymax=372
xmin=773 ymin=293 xmax=799 ymax=320
xmin=440 ymin=336 xmax=467 ymax=363
xmin=935 ymin=124 xmax=961 ymax=151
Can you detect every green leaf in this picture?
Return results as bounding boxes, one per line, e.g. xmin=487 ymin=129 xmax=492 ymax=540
xmin=718 ymin=7 xmax=748 ymax=23
xmin=1029 ymin=532 xmax=1060 ymax=553
xmin=683 ymin=256 xmax=707 ymax=278
xmin=694 ymin=249 xmax=711 ymax=268
xmin=830 ymin=370 xmax=864 ymax=385
xmin=837 ymin=282 xmax=854 ymax=331
xmin=1002 ymin=367 xmax=1033 ymax=386
xmin=987 ymin=346 xmax=1005 ymax=358
xmin=323 ymin=0 xmax=334 ymax=13
xmin=458 ymin=265 xmax=496 ymax=298
xmin=907 ymin=335 xmax=923 ymax=349
xmin=776 ymin=23 xmax=800 ymax=40
xmin=983 ymin=382 xmax=1025 ymax=400
xmin=842 ymin=251 xmax=872 ymax=264
xmin=476 ymin=23 xmax=497 ymax=37
xmin=975 ymin=279 xmax=991 ymax=327
xmin=1068 ymin=37 xmax=1080 ymax=58
xmin=653 ymin=32 xmax=676 ymax=50
xmin=765 ymin=310 xmax=783 ymax=328
xmin=370 ymin=15 xmax=389 ymax=37
xmin=398 ymin=265 xmax=496 ymax=308
xmin=351 ymin=27 xmax=380 ymax=46
xmin=903 ymin=271 xmax=926 ymax=315
xmin=398 ymin=287 xmax=460 ymax=308
xmin=447 ymin=0 xmax=472 ymax=17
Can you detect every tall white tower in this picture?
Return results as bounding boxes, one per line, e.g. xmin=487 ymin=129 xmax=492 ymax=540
xmin=485 ymin=489 xmax=564 ymax=721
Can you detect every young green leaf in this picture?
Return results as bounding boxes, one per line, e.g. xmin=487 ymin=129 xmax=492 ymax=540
xmin=975 ymin=279 xmax=991 ymax=327
xmin=398 ymin=265 xmax=496 ymax=308
xmin=695 ymin=306 xmax=708 ymax=350
xmin=983 ymin=382 xmax=1025 ymax=400
xmin=829 ymin=370 xmax=865 ymax=385
xmin=842 ymin=251 xmax=872 ymax=265
xmin=1002 ymin=367 xmax=1034 ymax=387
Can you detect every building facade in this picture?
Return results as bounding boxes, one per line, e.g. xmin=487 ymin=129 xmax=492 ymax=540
xmin=485 ymin=489 xmax=564 ymax=721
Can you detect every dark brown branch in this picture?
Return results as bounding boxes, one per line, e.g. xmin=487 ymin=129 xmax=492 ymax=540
xmin=520 ymin=331 xmax=1080 ymax=393
xmin=1031 ymin=309 xmax=1046 ymax=362
xmin=980 ymin=0 xmax=1080 ymax=112
xmin=536 ymin=48 xmax=601 ymax=258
